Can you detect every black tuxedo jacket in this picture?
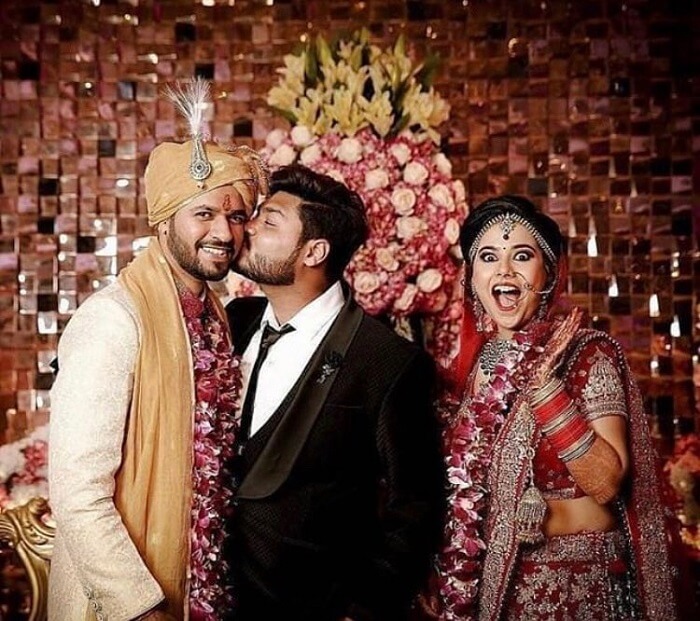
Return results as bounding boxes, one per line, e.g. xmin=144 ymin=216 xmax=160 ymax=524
xmin=225 ymin=292 xmax=444 ymax=621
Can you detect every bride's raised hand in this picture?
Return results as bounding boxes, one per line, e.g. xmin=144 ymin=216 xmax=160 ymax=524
xmin=530 ymin=307 xmax=582 ymax=389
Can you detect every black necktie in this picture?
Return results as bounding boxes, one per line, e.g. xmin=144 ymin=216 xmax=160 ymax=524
xmin=238 ymin=323 xmax=295 ymax=447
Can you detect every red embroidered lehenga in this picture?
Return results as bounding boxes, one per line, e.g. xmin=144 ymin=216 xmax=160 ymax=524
xmin=437 ymin=315 xmax=678 ymax=621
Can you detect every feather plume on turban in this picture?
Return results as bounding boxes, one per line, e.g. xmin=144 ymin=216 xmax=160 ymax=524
xmin=144 ymin=79 xmax=268 ymax=226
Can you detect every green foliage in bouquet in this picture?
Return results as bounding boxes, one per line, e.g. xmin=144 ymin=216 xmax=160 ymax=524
xmin=267 ymin=28 xmax=450 ymax=143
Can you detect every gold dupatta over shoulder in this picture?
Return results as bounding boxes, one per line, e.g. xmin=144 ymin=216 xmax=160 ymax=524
xmin=113 ymin=239 xmax=224 ymax=620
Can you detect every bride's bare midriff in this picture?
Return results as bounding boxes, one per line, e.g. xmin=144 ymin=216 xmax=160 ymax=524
xmin=544 ymin=496 xmax=617 ymax=536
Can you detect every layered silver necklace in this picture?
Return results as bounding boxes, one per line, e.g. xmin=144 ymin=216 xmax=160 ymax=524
xmin=479 ymin=338 xmax=517 ymax=376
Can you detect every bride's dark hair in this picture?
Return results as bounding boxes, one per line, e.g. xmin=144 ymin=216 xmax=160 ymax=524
xmin=459 ymin=195 xmax=565 ymax=273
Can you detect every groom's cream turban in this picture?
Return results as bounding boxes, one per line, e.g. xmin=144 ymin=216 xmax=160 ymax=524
xmin=144 ymin=141 xmax=268 ymax=226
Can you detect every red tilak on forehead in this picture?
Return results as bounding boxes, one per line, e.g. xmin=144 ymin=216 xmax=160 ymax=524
xmin=222 ymin=193 xmax=232 ymax=211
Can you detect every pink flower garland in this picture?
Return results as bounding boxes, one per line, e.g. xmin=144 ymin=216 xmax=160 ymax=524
xmin=437 ymin=325 xmax=548 ymax=620
xmin=180 ymin=289 xmax=242 ymax=620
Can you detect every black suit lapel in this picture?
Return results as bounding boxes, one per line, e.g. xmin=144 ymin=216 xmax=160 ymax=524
xmin=237 ymin=295 xmax=364 ymax=499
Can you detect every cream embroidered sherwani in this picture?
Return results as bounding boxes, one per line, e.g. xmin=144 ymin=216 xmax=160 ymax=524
xmin=48 ymin=281 xmax=164 ymax=621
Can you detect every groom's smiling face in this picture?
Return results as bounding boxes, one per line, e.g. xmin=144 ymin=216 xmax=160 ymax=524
xmin=161 ymin=185 xmax=250 ymax=284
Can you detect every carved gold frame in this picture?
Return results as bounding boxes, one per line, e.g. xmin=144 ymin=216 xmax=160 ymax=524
xmin=0 ymin=497 xmax=54 ymax=621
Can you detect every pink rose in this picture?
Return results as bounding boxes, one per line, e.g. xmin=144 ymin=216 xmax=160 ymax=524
xmin=403 ymin=162 xmax=429 ymax=185
xmin=353 ymin=271 xmax=381 ymax=294
xmin=452 ymin=179 xmax=466 ymax=203
xmin=432 ymin=152 xmax=453 ymax=176
xmin=336 ymin=137 xmax=363 ymax=163
xmin=416 ymin=268 xmax=443 ymax=293
xmin=376 ymin=247 xmax=399 ymax=271
xmin=364 ymin=169 xmax=390 ymax=190
xmin=396 ymin=216 xmax=425 ymax=240
xmin=428 ymin=183 xmax=455 ymax=210
xmin=390 ymin=187 xmax=416 ymax=215
xmin=269 ymin=144 xmax=296 ymax=167
xmin=290 ymin=125 xmax=314 ymax=147
xmin=265 ymin=128 xmax=287 ymax=150
xmin=390 ymin=143 xmax=411 ymax=166
xmin=394 ymin=284 xmax=418 ymax=312
xmin=300 ymin=143 xmax=322 ymax=166
xmin=444 ymin=218 xmax=460 ymax=244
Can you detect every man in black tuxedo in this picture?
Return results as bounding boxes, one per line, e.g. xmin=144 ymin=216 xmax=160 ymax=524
xmin=225 ymin=164 xmax=444 ymax=620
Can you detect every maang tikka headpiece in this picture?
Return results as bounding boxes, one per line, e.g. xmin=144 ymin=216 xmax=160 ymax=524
xmin=467 ymin=211 xmax=556 ymax=265
xmin=499 ymin=212 xmax=517 ymax=239
xmin=164 ymin=77 xmax=212 ymax=188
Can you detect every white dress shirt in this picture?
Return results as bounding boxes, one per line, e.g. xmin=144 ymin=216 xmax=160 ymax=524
xmin=240 ymin=281 xmax=345 ymax=436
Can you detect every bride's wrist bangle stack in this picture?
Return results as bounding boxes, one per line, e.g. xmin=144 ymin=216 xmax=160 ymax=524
xmin=531 ymin=378 xmax=595 ymax=462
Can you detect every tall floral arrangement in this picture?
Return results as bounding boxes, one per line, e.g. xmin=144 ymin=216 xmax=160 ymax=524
xmin=262 ymin=29 xmax=466 ymax=365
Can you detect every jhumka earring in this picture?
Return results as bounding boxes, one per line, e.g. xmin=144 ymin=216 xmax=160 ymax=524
xmin=475 ymin=301 xmax=486 ymax=332
xmin=471 ymin=285 xmax=487 ymax=332
xmin=535 ymin=275 xmax=557 ymax=319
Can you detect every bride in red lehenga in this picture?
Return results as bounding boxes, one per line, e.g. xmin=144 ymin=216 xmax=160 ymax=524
xmin=424 ymin=195 xmax=678 ymax=620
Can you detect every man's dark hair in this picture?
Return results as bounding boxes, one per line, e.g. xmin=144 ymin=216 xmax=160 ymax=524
xmin=269 ymin=164 xmax=369 ymax=281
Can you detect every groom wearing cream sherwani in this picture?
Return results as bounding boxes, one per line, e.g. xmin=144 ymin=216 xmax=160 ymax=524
xmin=48 ymin=82 xmax=267 ymax=621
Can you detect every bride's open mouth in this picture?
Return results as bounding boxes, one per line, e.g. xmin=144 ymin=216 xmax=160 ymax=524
xmin=492 ymin=283 xmax=523 ymax=311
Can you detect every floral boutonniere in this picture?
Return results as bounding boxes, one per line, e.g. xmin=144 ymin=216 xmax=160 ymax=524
xmin=317 ymin=351 xmax=343 ymax=384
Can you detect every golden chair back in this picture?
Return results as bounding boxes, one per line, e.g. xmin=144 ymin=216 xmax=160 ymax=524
xmin=0 ymin=497 xmax=54 ymax=621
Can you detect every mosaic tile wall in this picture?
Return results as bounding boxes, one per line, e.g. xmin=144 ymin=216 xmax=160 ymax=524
xmin=0 ymin=0 xmax=698 ymax=447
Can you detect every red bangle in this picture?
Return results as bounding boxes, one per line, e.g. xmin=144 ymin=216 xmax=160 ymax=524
xmin=531 ymin=378 xmax=562 ymax=408
xmin=533 ymin=389 xmax=570 ymax=424
xmin=532 ymin=382 xmax=595 ymax=462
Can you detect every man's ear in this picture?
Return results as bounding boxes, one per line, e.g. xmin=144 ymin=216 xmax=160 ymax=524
xmin=303 ymin=238 xmax=330 ymax=268
xmin=157 ymin=220 xmax=169 ymax=237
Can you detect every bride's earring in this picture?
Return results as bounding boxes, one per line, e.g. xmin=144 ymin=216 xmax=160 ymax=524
xmin=536 ymin=276 xmax=555 ymax=319
xmin=471 ymin=285 xmax=487 ymax=332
